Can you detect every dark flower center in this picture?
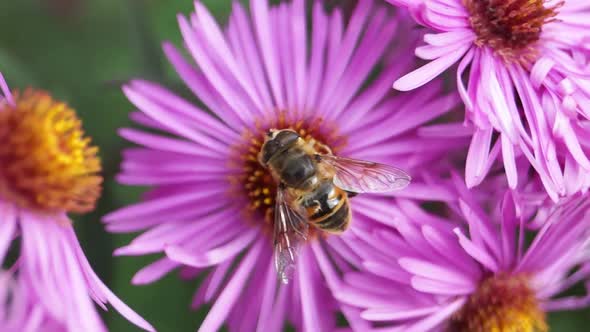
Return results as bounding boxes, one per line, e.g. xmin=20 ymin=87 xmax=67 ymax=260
xmin=447 ymin=273 xmax=547 ymax=332
xmin=464 ymin=0 xmax=562 ymax=63
xmin=228 ymin=115 xmax=345 ymax=236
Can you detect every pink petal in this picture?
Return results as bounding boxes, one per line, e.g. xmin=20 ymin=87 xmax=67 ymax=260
xmin=250 ymin=0 xmax=285 ymax=107
xmin=165 ymin=229 xmax=258 ymax=267
xmin=454 ymin=228 xmax=499 ymax=272
xmin=398 ymin=258 xmax=476 ymax=289
xmin=298 ymin=248 xmax=327 ymax=332
xmin=193 ymin=1 xmax=265 ymax=112
xmin=404 ymin=298 xmax=466 ymax=332
xmin=123 ymin=84 xmax=228 ymax=150
xmin=119 ymin=128 xmax=225 ymax=158
xmin=501 ymin=135 xmax=518 ymax=188
xmin=0 ymin=72 xmax=14 ymax=106
xmin=103 ymin=187 xmax=224 ymax=223
xmin=131 ymin=258 xmax=180 ymax=285
xmin=198 ymin=239 xmax=263 ymax=332
xmin=362 ymin=306 xmax=440 ymax=321
xmin=465 ymin=128 xmax=493 ymax=187
xmin=411 ymin=276 xmax=475 ymax=295
xmin=394 ymin=42 xmax=471 ymax=91
xmin=0 ymin=202 xmax=16 ymax=262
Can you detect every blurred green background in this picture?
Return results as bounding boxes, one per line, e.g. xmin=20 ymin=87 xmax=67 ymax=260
xmin=0 ymin=0 xmax=587 ymax=331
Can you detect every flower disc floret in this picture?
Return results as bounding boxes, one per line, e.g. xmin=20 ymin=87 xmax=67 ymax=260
xmin=448 ymin=273 xmax=547 ymax=332
xmin=0 ymin=89 xmax=102 ymax=213
xmin=464 ymin=0 xmax=562 ymax=63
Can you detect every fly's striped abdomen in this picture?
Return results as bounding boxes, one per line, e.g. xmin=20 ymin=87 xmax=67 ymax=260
xmin=314 ymin=197 xmax=350 ymax=233
xmin=301 ymin=181 xmax=351 ymax=234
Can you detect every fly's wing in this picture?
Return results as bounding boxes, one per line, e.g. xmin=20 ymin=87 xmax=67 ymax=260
xmin=273 ymin=186 xmax=309 ymax=284
xmin=317 ymin=154 xmax=411 ymax=193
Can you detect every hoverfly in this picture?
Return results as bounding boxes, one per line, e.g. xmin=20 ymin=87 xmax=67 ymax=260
xmin=259 ymin=129 xmax=411 ymax=283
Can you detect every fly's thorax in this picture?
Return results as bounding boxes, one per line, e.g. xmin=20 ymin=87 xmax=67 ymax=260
xmin=267 ymin=147 xmax=318 ymax=189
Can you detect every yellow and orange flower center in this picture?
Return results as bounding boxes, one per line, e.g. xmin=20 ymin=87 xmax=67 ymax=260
xmin=464 ymin=0 xmax=562 ymax=63
xmin=0 ymin=89 xmax=102 ymax=214
xmin=447 ymin=273 xmax=547 ymax=332
xmin=228 ymin=115 xmax=346 ymax=236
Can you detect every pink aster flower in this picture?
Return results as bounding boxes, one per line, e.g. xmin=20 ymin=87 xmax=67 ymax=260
xmin=338 ymin=175 xmax=590 ymax=331
xmin=387 ymin=0 xmax=590 ymax=200
xmin=0 ymin=73 xmax=154 ymax=332
xmin=104 ymin=0 xmax=466 ymax=330
xmin=0 ymin=271 xmax=64 ymax=331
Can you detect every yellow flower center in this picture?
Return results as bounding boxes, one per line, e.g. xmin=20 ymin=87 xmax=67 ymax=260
xmin=228 ymin=115 xmax=345 ymax=235
xmin=0 ymin=89 xmax=102 ymax=214
xmin=464 ymin=0 xmax=562 ymax=63
xmin=448 ymin=273 xmax=547 ymax=332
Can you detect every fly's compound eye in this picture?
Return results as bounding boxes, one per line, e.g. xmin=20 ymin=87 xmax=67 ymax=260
xmin=261 ymin=140 xmax=281 ymax=164
xmin=274 ymin=130 xmax=299 ymax=147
